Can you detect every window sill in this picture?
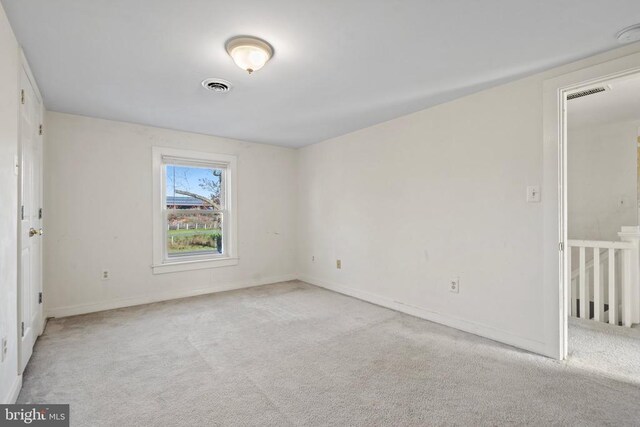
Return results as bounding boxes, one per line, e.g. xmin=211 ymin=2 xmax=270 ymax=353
xmin=152 ymin=257 xmax=239 ymax=274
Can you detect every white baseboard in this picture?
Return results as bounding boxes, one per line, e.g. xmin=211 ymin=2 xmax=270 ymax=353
xmin=46 ymin=272 xmax=553 ymax=357
xmin=299 ymin=274 xmax=552 ymax=358
xmin=46 ymin=274 xmax=297 ymax=318
xmin=3 ymin=375 xmax=22 ymax=404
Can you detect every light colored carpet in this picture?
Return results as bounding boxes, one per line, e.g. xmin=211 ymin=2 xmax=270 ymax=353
xmin=18 ymin=281 xmax=640 ymax=426
xmin=568 ymin=317 xmax=640 ymax=385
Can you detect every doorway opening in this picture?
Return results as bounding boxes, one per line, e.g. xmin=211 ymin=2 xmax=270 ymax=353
xmin=565 ymin=71 xmax=640 ymax=383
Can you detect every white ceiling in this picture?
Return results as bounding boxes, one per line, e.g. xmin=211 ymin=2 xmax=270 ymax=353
xmin=568 ymin=74 xmax=640 ymax=129
xmin=3 ymin=0 xmax=640 ymax=147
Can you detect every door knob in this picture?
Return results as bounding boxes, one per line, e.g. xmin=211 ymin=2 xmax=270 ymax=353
xmin=29 ymin=228 xmax=38 ymax=237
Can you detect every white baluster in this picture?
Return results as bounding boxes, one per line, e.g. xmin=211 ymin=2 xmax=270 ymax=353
xmin=609 ymin=248 xmax=616 ymax=325
xmin=568 ymin=246 xmax=574 ymax=317
xmin=593 ymin=248 xmax=601 ymax=322
xmin=579 ymin=247 xmax=587 ymax=319
xmin=623 ymin=248 xmax=632 ymax=327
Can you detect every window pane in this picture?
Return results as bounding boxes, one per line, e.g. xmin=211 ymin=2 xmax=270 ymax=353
xmin=166 ymin=164 xmax=224 ymax=209
xmin=166 ymin=210 xmax=223 ymax=257
xmin=165 ymin=164 xmax=225 ymax=258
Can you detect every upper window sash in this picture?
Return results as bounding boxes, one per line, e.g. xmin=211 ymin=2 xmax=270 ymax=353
xmin=162 ymin=162 xmax=227 ymax=210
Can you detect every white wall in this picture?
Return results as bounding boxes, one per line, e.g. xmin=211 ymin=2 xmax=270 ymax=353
xmin=568 ymin=120 xmax=639 ymax=241
xmin=297 ymin=77 xmax=546 ymax=352
xmin=44 ymin=112 xmax=297 ymax=317
xmin=31 ymin=31 xmax=640 ymax=361
xmin=0 ymin=2 xmax=20 ymax=403
xmin=297 ymin=43 xmax=640 ymax=357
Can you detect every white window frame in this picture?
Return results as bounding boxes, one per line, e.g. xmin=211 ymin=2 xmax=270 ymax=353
xmin=152 ymin=147 xmax=238 ymax=274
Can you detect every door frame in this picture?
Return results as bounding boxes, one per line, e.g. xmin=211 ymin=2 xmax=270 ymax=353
xmin=16 ymin=49 xmax=44 ymax=374
xmin=543 ymin=51 xmax=640 ymax=360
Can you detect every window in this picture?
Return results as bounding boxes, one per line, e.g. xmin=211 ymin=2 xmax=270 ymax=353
xmin=152 ymin=147 xmax=237 ymax=274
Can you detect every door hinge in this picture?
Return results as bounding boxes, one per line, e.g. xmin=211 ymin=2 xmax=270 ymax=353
xmin=38 ymin=292 xmax=43 ymax=304
xmin=20 ymin=89 xmax=24 ymax=105
xmin=39 ymin=124 xmax=43 ymax=135
xmin=559 ymin=242 xmax=564 ymax=252
xmin=21 ymin=205 xmax=24 ymax=220
xmin=39 ymin=208 xmax=42 ymax=219
xmin=21 ymin=322 xmax=24 ymax=337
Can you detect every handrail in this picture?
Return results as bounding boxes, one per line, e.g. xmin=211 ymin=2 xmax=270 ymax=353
xmin=567 ymin=239 xmax=635 ymax=250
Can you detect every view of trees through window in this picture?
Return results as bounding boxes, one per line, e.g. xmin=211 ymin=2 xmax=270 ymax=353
xmin=165 ymin=164 xmax=224 ymax=257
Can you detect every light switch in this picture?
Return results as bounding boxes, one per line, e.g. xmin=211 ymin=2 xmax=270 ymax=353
xmin=526 ymin=186 xmax=541 ymax=203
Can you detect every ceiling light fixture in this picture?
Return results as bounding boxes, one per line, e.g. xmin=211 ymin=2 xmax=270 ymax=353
xmin=617 ymin=24 xmax=640 ymax=44
xmin=226 ymin=36 xmax=273 ymax=74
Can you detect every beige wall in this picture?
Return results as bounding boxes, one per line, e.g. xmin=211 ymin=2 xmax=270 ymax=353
xmin=29 ymin=30 xmax=640 ymax=361
xmin=0 ymin=2 xmax=19 ymax=404
xmin=43 ymin=112 xmax=298 ymax=317
xmin=297 ymin=43 xmax=640 ymax=357
xmin=298 ymin=76 xmax=546 ymax=352
xmin=568 ymin=120 xmax=640 ymax=241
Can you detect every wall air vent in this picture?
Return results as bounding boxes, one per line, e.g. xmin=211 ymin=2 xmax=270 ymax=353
xmin=567 ymin=87 xmax=606 ymax=100
xmin=201 ymin=78 xmax=232 ymax=93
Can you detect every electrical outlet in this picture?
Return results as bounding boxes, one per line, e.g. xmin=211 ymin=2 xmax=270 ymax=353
xmin=336 ymin=259 xmax=342 ymax=269
xmin=101 ymin=270 xmax=110 ymax=280
xmin=450 ymin=278 xmax=459 ymax=293
xmin=1 ymin=337 xmax=7 ymax=362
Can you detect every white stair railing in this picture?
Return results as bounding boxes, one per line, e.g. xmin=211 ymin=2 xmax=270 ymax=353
xmin=568 ymin=228 xmax=640 ymax=327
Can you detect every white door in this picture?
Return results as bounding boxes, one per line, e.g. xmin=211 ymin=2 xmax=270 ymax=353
xmin=18 ymin=66 xmax=43 ymax=373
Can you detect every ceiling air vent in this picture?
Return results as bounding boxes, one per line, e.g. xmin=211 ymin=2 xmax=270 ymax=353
xmin=567 ymin=87 xmax=606 ymax=100
xmin=201 ymin=78 xmax=232 ymax=93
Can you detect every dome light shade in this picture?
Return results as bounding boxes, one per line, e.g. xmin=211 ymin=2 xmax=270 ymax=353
xmin=226 ymin=36 xmax=274 ymax=74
